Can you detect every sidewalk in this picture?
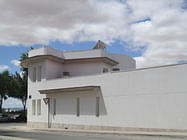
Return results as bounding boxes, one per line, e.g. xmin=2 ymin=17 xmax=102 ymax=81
xmin=8 ymin=125 xmax=187 ymax=138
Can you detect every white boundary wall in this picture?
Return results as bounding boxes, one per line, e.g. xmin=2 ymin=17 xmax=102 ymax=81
xmin=27 ymin=63 xmax=187 ymax=130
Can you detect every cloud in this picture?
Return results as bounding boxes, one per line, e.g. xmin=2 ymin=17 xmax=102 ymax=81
xmin=129 ymin=0 xmax=187 ymax=67
xmin=0 ymin=65 xmax=10 ymax=72
xmin=11 ymin=60 xmax=20 ymax=66
xmin=0 ymin=0 xmax=128 ymax=45
xmin=0 ymin=0 xmax=187 ymax=67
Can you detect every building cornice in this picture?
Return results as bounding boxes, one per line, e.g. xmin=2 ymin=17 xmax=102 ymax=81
xmin=21 ymin=55 xmax=118 ymax=68
xmin=21 ymin=55 xmax=64 ymax=68
xmin=64 ymin=57 xmax=118 ymax=66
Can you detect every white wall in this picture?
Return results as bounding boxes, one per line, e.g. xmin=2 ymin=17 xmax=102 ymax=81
xmin=63 ymin=49 xmax=102 ymax=59
xmin=27 ymin=61 xmax=48 ymax=123
xmin=63 ymin=49 xmax=136 ymax=71
xmin=101 ymin=62 xmax=113 ymax=72
xmin=45 ymin=60 xmax=63 ymax=79
xmin=29 ymin=47 xmax=62 ymax=58
xmin=28 ymin=63 xmax=187 ymax=130
xmin=111 ymin=54 xmax=136 ymax=71
xmin=48 ymin=91 xmax=103 ymax=125
xmin=28 ymin=57 xmax=114 ymax=80
xmin=63 ymin=61 xmax=104 ymax=77
xmin=27 ymin=82 xmax=48 ymax=123
xmin=28 ymin=61 xmax=46 ymax=82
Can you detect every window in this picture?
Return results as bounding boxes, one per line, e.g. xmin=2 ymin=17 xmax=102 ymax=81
xmin=33 ymin=67 xmax=36 ymax=82
xmin=103 ymin=68 xmax=108 ymax=73
xmin=96 ymin=97 xmax=99 ymax=117
xmin=76 ymin=97 xmax=80 ymax=117
xmin=53 ymin=98 xmax=56 ymax=116
xmin=38 ymin=66 xmax=42 ymax=81
xmin=37 ymin=99 xmax=41 ymax=115
xmin=32 ymin=100 xmax=36 ymax=115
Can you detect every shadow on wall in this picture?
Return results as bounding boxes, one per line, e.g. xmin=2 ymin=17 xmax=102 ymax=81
xmin=28 ymin=67 xmax=33 ymax=82
xmin=47 ymin=88 xmax=107 ymax=116
xmin=98 ymin=89 xmax=107 ymax=116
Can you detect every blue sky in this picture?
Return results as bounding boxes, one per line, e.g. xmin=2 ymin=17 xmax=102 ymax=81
xmin=0 ymin=0 xmax=187 ymax=108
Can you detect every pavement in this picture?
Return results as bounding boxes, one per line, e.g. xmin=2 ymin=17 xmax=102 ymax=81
xmin=5 ymin=123 xmax=187 ymax=138
xmin=0 ymin=123 xmax=187 ymax=140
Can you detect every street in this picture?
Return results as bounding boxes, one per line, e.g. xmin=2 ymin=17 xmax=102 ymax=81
xmin=0 ymin=122 xmax=25 ymax=128
xmin=0 ymin=123 xmax=186 ymax=140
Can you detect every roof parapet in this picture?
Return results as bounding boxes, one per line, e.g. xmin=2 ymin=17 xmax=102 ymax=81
xmin=29 ymin=46 xmax=63 ymax=58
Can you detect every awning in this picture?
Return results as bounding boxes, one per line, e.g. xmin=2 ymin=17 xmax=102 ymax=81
xmin=39 ymin=86 xmax=100 ymax=94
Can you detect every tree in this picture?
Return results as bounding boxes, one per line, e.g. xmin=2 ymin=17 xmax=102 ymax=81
xmin=0 ymin=48 xmax=32 ymax=114
xmin=14 ymin=48 xmax=33 ymax=114
xmin=8 ymin=72 xmax=27 ymax=114
xmin=0 ymin=71 xmax=10 ymax=112
xmin=8 ymin=47 xmax=32 ymax=115
xmin=20 ymin=51 xmax=29 ymax=75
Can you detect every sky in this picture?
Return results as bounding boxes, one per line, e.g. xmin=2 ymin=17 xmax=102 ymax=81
xmin=0 ymin=0 xmax=187 ymax=108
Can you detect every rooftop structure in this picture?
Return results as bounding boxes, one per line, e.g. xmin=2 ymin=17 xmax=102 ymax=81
xmin=22 ymin=41 xmax=136 ymax=80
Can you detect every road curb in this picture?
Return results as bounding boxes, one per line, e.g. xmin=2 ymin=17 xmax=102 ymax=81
xmin=0 ymin=135 xmax=33 ymax=140
xmin=33 ymin=128 xmax=187 ymax=138
xmin=7 ymin=126 xmax=187 ymax=138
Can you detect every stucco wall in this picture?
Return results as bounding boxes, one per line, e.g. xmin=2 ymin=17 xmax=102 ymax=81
xmin=47 ymin=91 xmax=105 ymax=126
xmin=29 ymin=47 xmax=62 ymax=58
xmin=111 ymin=54 xmax=136 ymax=70
xmin=44 ymin=60 xmax=113 ymax=78
xmin=27 ymin=61 xmax=47 ymax=123
xmin=45 ymin=60 xmax=63 ymax=79
xmin=63 ymin=49 xmax=104 ymax=59
xmin=63 ymin=61 xmax=112 ymax=76
xmin=27 ymin=63 xmax=187 ymax=130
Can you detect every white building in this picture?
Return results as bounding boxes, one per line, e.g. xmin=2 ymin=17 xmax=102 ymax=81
xmin=21 ymin=42 xmax=187 ymax=132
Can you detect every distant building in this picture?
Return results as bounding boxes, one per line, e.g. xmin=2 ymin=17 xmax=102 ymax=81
xmin=21 ymin=41 xmax=187 ymax=132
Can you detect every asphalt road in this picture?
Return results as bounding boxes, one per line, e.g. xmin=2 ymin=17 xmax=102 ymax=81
xmin=0 ymin=122 xmax=25 ymax=128
xmin=0 ymin=123 xmax=186 ymax=140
